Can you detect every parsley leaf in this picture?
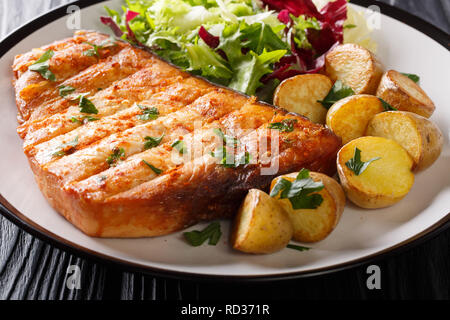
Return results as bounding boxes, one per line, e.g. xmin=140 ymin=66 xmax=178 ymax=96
xmin=28 ymin=49 xmax=55 ymax=81
xmin=70 ymin=115 xmax=99 ymax=124
xmin=211 ymin=147 xmax=250 ymax=168
xmin=401 ymin=73 xmax=420 ymax=83
xmin=270 ymin=168 xmax=324 ymax=210
xmin=58 ymin=85 xmax=76 ymax=97
xmin=345 ymin=147 xmax=381 ymax=176
xmin=52 ymin=136 xmax=79 ymax=157
xmin=83 ymin=37 xmax=117 ymax=58
xmin=137 ymin=105 xmax=159 ymax=121
xmin=141 ymin=159 xmax=163 ymax=174
xmin=106 ymin=147 xmax=125 ymax=167
xmin=184 ymin=222 xmax=222 ymax=247
xmin=318 ymin=80 xmax=355 ymax=109
xmin=287 ymin=244 xmax=311 ymax=252
xmin=378 ymin=97 xmax=397 ymax=111
xmin=171 ymin=140 xmax=187 ymax=154
xmin=213 ymin=128 xmax=238 ymax=146
xmin=144 ymin=135 xmax=164 ymax=150
xmin=268 ymin=119 xmax=297 ymax=132
xmin=78 ymin=95 xmax=98 ymax=114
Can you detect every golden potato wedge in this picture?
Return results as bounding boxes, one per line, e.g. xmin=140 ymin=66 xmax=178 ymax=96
xmin=273 ymin=74 xmax=333 ymax=124
xmin=325 ymin=43 xmax=383 ymax=94
xmin=231 ymin=189 xmax=293 ymax=254
xmin=326 ymin=94 xmax=384 ymax=145
xmin=376 ymin=70 xmax=435 ymax=118
xmin=337 ymin=137 xmax=415 ymax=209
xmin=270 ymin=172 xmax=345 ymax=243
xmin=366 ymin=111 xmax=443 ymax=172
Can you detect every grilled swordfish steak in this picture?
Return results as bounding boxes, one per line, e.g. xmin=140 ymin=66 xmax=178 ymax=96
xmin=13 ymin=31 xmax=341 ymax=238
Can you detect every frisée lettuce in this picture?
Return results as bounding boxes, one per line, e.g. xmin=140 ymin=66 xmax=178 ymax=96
xmin=101 ymin=0 xmax=349 ymax=98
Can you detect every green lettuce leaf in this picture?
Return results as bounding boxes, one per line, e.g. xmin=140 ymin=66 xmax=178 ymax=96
xmin=229 ymin=49 xmax=287 ymax=95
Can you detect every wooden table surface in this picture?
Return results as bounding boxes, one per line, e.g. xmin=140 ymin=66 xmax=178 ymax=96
xmin=0 ymin=0 xmax=449 ymax=300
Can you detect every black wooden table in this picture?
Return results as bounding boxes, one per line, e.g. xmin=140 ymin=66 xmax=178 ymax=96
xmin=0 ymin=0 xmax=449 ymax=300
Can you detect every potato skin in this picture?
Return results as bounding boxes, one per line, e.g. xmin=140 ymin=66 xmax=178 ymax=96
xmin=273 ymin=74 xmax=333 ymax=124
xmin=366 ymin=111 xmax=443 ymax=172
xmin=325 ymin=43 xmax=383 ymax=94
xmin=337 ymin=137 xmax=415 ymax=209
xmin=376 ymin=70 xmax=435 ymax=118
xmin=231 ymin=189 xmax=293 ymax=254
xmin=326 ymin=94 xmax=384 ymax=145
xmin=270 ymin=172 xmax=345 ymax=243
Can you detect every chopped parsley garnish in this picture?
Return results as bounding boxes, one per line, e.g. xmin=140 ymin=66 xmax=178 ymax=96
xmin=106 ymin=147 xmax=125 ymax=167
xmin=144 ymin=135 xmax=164 ymax=150
xmin=213 ymin=128 xmax=238 ymax=146
xmin=401 ymin=73 xmax=420 ymax=83
xmin=378 ymin=98 xmax=397 ymax=111
xmin=52 ymin=136 xmax=79 ymax=157
xmin=211 ymin=129 xmax=249 ymax=168
xmin=28 ymin=49 xmax=55 ymax=81
xmin=318 ymin=80 xmax=355 ymax=109
xmin=58 ymin=85 xmax=76 ymax=97
xmin=97 ymin=175 xmax=108 ymax=183
xmin=287 ymin=244 xmax=311 ymax=252
xmin=268 ymin=119 xmax=298 ymax=132
xmin=70 ymin=115 xmax=99 ymax=124
xmin=77 ymin=95 xmax=98 ymax=114
xmin=270 ymin=168 xmax=324 ymax=210
xmin=184 ymin=222 xmax=222 ymax=247
xmin=171 ymin=140 xmax=187 ymax=154
xmin=210 ymin=147 xmax=250 ymax=168
xmin=137 ymin=105 xmax=159 ymax=121
xmin=83 ymin=37 xmax=117 ymax=58
xmin=345 ymin=147 xmax=381 ymax=176
xmin=141 ymin=160 xmax=163 ymax=174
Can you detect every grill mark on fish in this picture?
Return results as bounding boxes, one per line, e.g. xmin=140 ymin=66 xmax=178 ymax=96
xmin=70 ymin=102 xmax=279 ymax=200
xmin=29 ymin=77 xmax=215 ymax=162
xmin=21 ymin=61 xmax=190 ymax=149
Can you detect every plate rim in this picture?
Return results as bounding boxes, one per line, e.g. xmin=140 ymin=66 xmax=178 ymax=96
xmin=0 ymin=0 xmax=449 ymax=282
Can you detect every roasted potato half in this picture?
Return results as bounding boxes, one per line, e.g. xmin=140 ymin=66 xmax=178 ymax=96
xmin=325 ymin=43 xmax=383 ymax=94
xmin=231 ymin=189 xmax=293 ymax=254
xmin=270 ymin=172 xmax=345 ymax=243
xmin=326 ymin=94 xmax=384 ymax=145
xmin=337 ymin=137 xmax=415 ymax=209
xmin=273 ymin=74 xmax=333 ymax=124
xmin=366 ymin=111 xmax=443 ymax=172
xmin=376 ymin=70 xmax=435 ymax=118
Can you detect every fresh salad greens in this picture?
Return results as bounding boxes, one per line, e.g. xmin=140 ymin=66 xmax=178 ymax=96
xmin=101 ymin=0 xmax=348 ymax=98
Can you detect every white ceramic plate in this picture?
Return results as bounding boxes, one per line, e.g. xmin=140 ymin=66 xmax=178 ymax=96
xmin=0 ymin=0 xmax=449 ymax=280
